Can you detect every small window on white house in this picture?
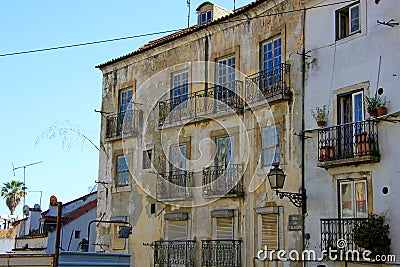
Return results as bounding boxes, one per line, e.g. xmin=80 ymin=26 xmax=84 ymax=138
xmin=339 ymin=179 xmax=368 ymax=218
xmin=336 ymin=3 xmax=360 ymax=40
xmin=262 ymin=126 xmax=280 ymax=166
xmin=74 ymin=230 xmax=81 ymax=239
xmin=200 ymin=10 xmax=212 ymax=25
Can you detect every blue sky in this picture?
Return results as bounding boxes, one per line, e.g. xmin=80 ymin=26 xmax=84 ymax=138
xmin=0 ymin=0 xmax=250 ymax=215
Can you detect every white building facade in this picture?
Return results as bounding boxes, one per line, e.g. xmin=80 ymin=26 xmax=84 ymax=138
xmin=304 ymin=0 xmax=400 ymax=266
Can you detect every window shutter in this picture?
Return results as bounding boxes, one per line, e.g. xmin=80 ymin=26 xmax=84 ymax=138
xmin=216 ymin=217 xmax=233 ymax=240
xmin=167 ymin=220 xmax=188 ymax=240
xmin=112 ymin=224 xmax=125 ymax=250
xmin=261 ymin=214 xmax=278 ymax=250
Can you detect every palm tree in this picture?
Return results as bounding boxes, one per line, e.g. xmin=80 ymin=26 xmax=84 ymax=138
xmin=1 ymin=180 xmax=26 ymax=215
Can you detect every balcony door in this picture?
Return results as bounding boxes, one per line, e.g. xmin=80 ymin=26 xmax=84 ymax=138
xmin=338 ymin=91 xmax=364 ymax=157
xmin=118 ymin=88 xmax=133 ymax=134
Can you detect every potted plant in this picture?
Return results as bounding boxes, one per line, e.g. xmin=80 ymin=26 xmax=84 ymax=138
xmin=365 ymin=94 xmax=387 ymax=117
xmin=311 ymin=105 xmax=328 ymax=127
xmin=354 ymin=214 xmax=391 ymax=261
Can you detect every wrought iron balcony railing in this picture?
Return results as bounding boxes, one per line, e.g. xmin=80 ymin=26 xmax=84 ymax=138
xmin=202 ymin=164 xmax=244 ymax=197
xmin=158 ymin=81 xmax=244 ymax=127
xmin=245 ymin=63 xmax=290 ymax=104
xmin=154 ymin=240 xmax=196 ymax=267
xmin=318 ymin=120 xmax=379 ymax=164
xmin=157 ymin=171 xmax=193 ymax=201
xmin=105 ymin=110 xmax=141 ymax=140
xmin=201 ymin=240 xmax=242 ymax=267
xmin=321 ymin=218 xmax=368 ymax=253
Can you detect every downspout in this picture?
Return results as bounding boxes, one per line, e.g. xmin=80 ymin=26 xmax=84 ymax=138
xmin=301 ymin=6 xmax=307 ymax=267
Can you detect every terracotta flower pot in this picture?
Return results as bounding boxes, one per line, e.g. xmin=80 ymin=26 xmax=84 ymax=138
xmin=367 ymin=108 xmax=378 ymax=117
xmin=317 ymin=120 xmax=326 ymax=127
xmin=376 ymin=106 xmax=387 ymax=116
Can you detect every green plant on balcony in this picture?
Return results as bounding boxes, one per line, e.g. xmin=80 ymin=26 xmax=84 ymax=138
xmin=353 ymin=214 xmax=391 ymax=261
xmin=364 ymin=94 xmax=387 ymax=117
xmin=311 ymin=105 xmax=328 ymax=127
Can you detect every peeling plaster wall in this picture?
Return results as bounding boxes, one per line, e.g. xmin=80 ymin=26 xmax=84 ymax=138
xmin=97 ymin=0 xmax=306 ymax=266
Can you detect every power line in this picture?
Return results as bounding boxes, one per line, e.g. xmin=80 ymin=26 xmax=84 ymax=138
xmin=0 ymin=0 xmax=357 ymax=58
xmin=0 ymin=29 xmax=184 ymax=57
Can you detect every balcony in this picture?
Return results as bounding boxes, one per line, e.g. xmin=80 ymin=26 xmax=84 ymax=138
xmin=157 ymin=171 xmax=193 ymax=201
xmin=317 ymin=120 xmax=380 ymax=168
xmin=202 ymin=164 xmax=244 ymax=198
xmin=105 ymin=110 xmax=141 ymax=140
xmin=201 ymin=240 xmax=242 ymax=267
xmin=158 ymin=81 xmax=244 ymax=127
xmin=245 ymin=63 xmax=290 ymax=105
xmin=321 ymin=218 xmax=368 ymax=253
xmin=154 ymin=240 xmax=196 ymax=267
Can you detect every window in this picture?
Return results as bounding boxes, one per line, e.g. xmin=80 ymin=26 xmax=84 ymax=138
xmin=200 ymin=10 xmax=212 ymax=25
xmin=142 ymin=150 xmax=152 ymax=169
xmin=261 ymin=38 xmax=282 ymax=87
xmin=118 ymin=88 xmax=133 ymax=116
xmin=336 ymin=3 xmax=360 ymax=40
xmin=166 ymin=220 xmax=188 ymax=240
xmin=116 ymin=155 xmax=130 ymax=187
xmin=339 ymin=179 xmax=368 ymax=218
xmin=216 ymin=56 xmax=236 ymax=100
xmin=215 ymin=135 xmax=234 ymax=167
xmin=260 ymin=214 xmax=279 ymax=250
xmin=169 ymin=144 xmax=187 ymax=173
xmin=262 ymin=126 xmax=280 ymax=166
xmin=339 ymin=91 xmax=364 ymax=125
xmin=171 ymin=70 xmax=189 ymax=109
xmin=74 ymin=230 xmax=81 ymax=239
xmin=216 ymin=217 xmax=234 ymax=239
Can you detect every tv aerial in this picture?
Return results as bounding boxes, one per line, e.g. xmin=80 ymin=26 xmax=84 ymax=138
xmin=12 ymin=161 xmax=43 ymax=215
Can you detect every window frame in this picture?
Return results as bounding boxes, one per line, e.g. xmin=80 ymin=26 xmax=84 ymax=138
xmin=260 ymin=37 xmax=282 ymax=72
xmin=338 ymin=178 xmax=368 ymax=219
xmin=116 ymin=155 xmax=130 ymax=187
xmin=215 ymin=55 xmax=236 ymax=100
xmin=170 ymin=70 xmax=189 ymax=109
xmin=214 ymin=134 xmax=235 ymax=167
xmin=118 ymin=88 xmax=133 ymax=116
xmin=169 ymin=143 xmax=187 ymax=173
xmin=335 ymin=2 xmax=361 ymax=40
xmin=200 ymin=10 xmax=212 ymax=25
xmin=261 ymin=126 xmax=280 ymax=166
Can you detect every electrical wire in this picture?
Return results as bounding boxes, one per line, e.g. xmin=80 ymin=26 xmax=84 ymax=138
xmin=0 ymin=0 xmax=358 ymax=58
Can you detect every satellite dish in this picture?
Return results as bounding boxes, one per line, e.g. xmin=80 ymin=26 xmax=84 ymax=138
xmin=118 ymin=226 xmax=132 ymax=238
xmin=23 ymin=205 xmax=30 ymax=215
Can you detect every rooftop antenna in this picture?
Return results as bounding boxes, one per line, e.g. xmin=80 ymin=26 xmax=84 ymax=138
xmin=234 ymin=0 xmax=236 ymax=11
xmin=187 ymin=0 xmax=191 ymax=28
xmin=12 ymin=161 xmax=43 ymax=216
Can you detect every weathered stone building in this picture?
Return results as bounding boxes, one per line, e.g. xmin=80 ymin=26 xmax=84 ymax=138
xmin=95 ymin=0 xmax=307 ymax=266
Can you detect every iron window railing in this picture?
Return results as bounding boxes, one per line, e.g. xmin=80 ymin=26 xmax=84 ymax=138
xmin=318 ymin=120 xmax=379 ymax=162
xmin=245 ymin=63 xmax=290 ymax=103
xmin=201 ymin=240 xmax=242 ymax=267
xmin=158 ymin=81 xmax=244 ymax=127
xmin=320 ymin=218 xmax=368 ymax=253
xmin=156 ymin=171 xmax=193 ymax=201
xmin=154 ymin=240 xmax=196 ymax=267
xmin=202 ymin=164 xmax=244 ymax=197
xmin=105 ymin=110 xmax=141 ymax=140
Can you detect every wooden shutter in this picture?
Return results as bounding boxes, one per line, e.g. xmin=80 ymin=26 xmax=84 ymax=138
xmin=167 ymin=220 xmax=188 ymax=240
xmin=216 ymin=217 xmax=233 ymax=240
xmin=261 ymin=214 xmax=278 ymax=250
xmin=112 ymin=224 xmax=125 ymax=250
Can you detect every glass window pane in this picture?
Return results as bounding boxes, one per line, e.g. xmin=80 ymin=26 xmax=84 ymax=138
xmin=355 ymin=181 xmax=367 ymax=218
xmin=340 ymin=183 xmax=354 ymax=218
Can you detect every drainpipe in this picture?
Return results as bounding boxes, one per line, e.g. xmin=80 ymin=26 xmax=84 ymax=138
xmin=301 ymin=6 xmax=307 ymax=267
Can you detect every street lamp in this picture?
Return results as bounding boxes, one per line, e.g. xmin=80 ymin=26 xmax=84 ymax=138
xmin=267 ymin=163 xmax=306 ymax=214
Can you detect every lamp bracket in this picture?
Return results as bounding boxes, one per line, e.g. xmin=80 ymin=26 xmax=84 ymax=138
xmin=276 ymin=190 xmax=303 ymax=208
